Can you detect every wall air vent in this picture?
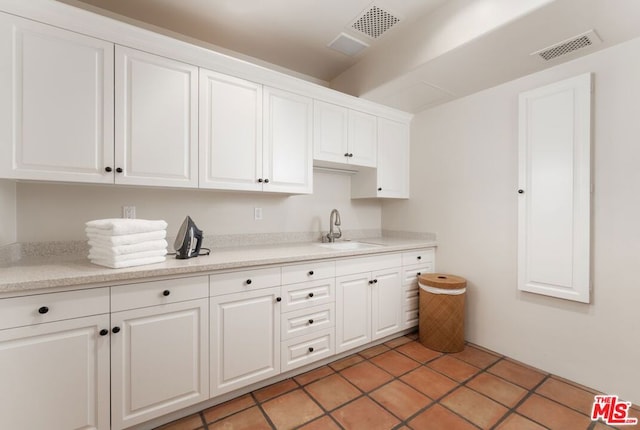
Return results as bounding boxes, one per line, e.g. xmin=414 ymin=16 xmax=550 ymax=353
xmin=351 ymin=5 xmax=400 ymax=39
xmin=531 ymin=30 xmax=601 ymax=61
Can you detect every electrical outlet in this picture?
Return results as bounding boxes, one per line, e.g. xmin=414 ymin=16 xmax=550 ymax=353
xmin=254 ymin=207 xmax=263 ymax=221
xmin=122 ymin=206 xmax=136 ymax=219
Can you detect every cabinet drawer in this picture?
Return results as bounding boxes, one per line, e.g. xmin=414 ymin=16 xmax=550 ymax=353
xmin=282 ymin=260 xmax=335 ymax=285
xmin=281 ymin=278 xmax=334 ymax=312
xmin=281 ymin=328 xmax=334 ymax=372
xmin=111 ymin=276 xmax=208 ymax=312
xmin=0 ymin=287 xmax=109 ymax=330
xmin=402 ymin=248 xmax=435 ymax=267
xmin=210 ymin=267 xmax=281 ymax=296
xmin=335 ymin=253 xmax=402 ymax=276
xmin=403 ymin=308 xmax=419 ymax=328
xmin=281 ymin=303 xmax=334 ymax=340
xmin=402 ymin=265 xmax=432 ymax=285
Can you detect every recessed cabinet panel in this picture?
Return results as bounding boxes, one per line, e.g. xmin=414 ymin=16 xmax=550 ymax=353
xmin=0 ymin=13 xmax=114 ymax=183
xmin=115 ymin=46 xmax=198 ymax=187
xmin=313 ymin=100 xmax=349 ymax=164
xmin=518 ymin=73 xmax=591 ymax=303
xmin=335 ymin=273 xmax=371 ymax=353
xmin=371 ymin=268 xmax=402 ymax=340
xmin=199 ymin=70 xmax=262 ymax=191
xmin=348 ymin=110 xmax=377 ymax=168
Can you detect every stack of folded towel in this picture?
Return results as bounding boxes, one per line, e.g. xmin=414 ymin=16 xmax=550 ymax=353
xmin=86 ymin=218 xmax=168 ymax=268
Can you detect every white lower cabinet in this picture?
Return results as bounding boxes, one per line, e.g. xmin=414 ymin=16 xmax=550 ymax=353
xmin=335 ymin=254 xmax=403 ymax=353
xmin=110 ymin=277 xmax=209 ymax=430
xmin=210 ymin=286 xmax=281 ymax=396
xmin=0 ymin=289 xmax=110 ymax=430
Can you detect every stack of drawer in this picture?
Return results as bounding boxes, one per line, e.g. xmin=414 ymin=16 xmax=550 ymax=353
xmin=280 ymin=260 xmax=336 ymax=372
xmin=401 ymin=249 xmax=435 ymax=328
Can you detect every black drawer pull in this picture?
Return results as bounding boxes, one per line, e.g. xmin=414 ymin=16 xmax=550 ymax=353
xmin=99 ymin=329 xmax=109 ymax=336
xmin=38 ymin=306 xmax=49 ymax=315
xmin=246 ymin=279 xmax=252 ymax=285
xmin=417 ymin=256 xmax=422 ymax=260
xmin=112 ymin=326 xmax=121 ymax=334
xmin=308 ymin=347 xmax=314 ymax=353
xmin=308 ymin=270 xmax=314 ymax=276
xmin=308 ymin=319 xmax=314 ymax=324
xmin=368 ymin=280 xmax=374 ymax=285
xmin=417 ymin=272 xmax=422 ymax=276
xmin=276 ymin=297 xmax=282 ymax=302
xmin=308 ymin=292 xmax=314 ymax=298
xmin=163 ymin=290 xmax=170 ymax=296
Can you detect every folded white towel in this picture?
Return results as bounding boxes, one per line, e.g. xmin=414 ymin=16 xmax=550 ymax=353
xmin=90 ymin=255 xmax=167 ymax=269
xmin=86 ymin=230 xmax=167 ymax=246
xmin=87 ymin=239 xmax=168 ymax=256
xmin=88 ymin=248 xmax=167 ymax=262
xmin=86 ymin=218 xmax=168 ymax=236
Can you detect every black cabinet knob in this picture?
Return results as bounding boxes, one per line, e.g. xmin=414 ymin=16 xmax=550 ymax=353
xmin=348 ymin=153 xmax=354 ymax=158
xmin=308 ymin=319 xmax=314 ymax=324
xmin=308 ymin=270 xmax=314 ymax=276
xmin=417 ymin=272 xmax=422 ymax=276
xmin=344 ymin=152 xmax=350 ymax=157
xmin=264 ymin=178 xmax=270 ymax=183
xmin=518 ymin=189 xmax=524 ymax=194
xmin=308 ymin=347 xmax=314 ymax=353
xmin=99 ymin=329 xmax=109 ymax=336
xmin=258 ymin=178 xmax=263 ymax=183
xmin=115 ymin=167 xmax=123 ymax=173
xmin=38 ymin=306 xmax=49 ymax=314
xmin=112 ymin=326 xmax=121 ymax=334
xmin=308 ymin=292 xmax=314 ymax=298
xmin=105 ymin=167 xmax=112 ymax=172
xmin=377 ymin=187 xmax=382 ymax=191
xmin=374 ymin=279 xmax=378 ymax=283
xmin=417 ymin=256 xmax=422 ymax=260
xmin=163 ymin=290 xmax=170 ymax=296
xmin=368 ymin=280 xmax=374 ymax=285
xmin=276 ymin=297 xmax=282 ymax=302
xmin=246 ymin=279 xmax=252 ymax=285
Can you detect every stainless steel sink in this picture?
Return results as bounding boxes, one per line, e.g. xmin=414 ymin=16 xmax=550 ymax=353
xmin=315 ymin=241 xmax=382 ymax=250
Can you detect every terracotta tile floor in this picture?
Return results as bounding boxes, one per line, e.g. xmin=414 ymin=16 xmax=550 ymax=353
xmin=156 ymin=333 xmax=640 ymax=430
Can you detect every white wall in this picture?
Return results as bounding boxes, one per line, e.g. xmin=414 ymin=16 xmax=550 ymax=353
xmin=0 ymin=179 xmax=17 ymax=245
xmin=382 ymin=37 xmax=640 ymax=404
xmin=16 ymin=170 xmax=381 ymax=242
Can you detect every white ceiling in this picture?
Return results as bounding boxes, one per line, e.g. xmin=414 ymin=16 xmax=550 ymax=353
xmin=60 ymin=0 xmax=640 ymax=113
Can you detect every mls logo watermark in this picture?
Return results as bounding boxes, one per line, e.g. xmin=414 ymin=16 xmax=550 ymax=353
xmin=591 ymin=395 xmax=638 ymax=426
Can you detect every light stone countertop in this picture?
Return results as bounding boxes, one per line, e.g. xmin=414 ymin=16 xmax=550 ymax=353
xmin=0 ymin=238 xmax=436 ymax=295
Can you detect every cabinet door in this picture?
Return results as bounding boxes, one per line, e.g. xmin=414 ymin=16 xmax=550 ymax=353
xmin=0 ymin=315 xmax=110 ymax=430
xmin=377 ymin=118 xmax=409 ymax=198
xmin=0 ymin=13 xmax=114 ymax=183
xmin=313 ymin=100 xmax=349 ymax=164
xmin=263 ymin=87 xmax=313 ymax=194
xmin=335 ymin=272 xmax=371 ymax=353
xmin=348 ymin=110 xmax=377 ymax=167
xmin=111 ymin=299 xmax=209 ymax=430
xmin=210 ymin=287 xmax=281 ymax=396
xmin=199 ymin=70 xmax=262 ymax=191
xmin=371 ymin=267 xmax=402 ymax=340
xmin=115 ymin=46 xmax=198 ymax=188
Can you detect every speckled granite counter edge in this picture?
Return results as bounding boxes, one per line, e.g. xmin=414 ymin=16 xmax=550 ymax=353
xmin=0 ymin=233 xmax=437 ymax=295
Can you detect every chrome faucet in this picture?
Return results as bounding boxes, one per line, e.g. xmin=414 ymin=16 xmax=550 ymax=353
xmin=326 ymin=209 xmax=342 ymax=243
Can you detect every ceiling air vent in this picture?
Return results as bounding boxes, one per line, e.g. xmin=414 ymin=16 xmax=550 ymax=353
xmin=532 ymin=30 xmax=601 ymax=61
xmin=328 ymin=33 xmax=369 ymax=56
xmin=351 ymin=5 xmax=400 ymax=39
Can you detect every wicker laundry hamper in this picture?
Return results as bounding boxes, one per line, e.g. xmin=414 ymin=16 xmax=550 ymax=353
xmin=418 ymin=273 xmax=467 ymax=353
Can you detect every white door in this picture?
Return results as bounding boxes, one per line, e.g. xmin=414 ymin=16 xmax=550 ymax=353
xmin=210 ymin=287 xmax=281 ymax=396
xmin=518 ymin=73 xmax=592 ymax=303
xmin=0 ymin=13 xmax=114 ymax=183
xmin=263 ymin=87 xmax=313 ymax=194
xmin=0 ymin=315 xmax=110 ymax=430
xmin=313 ymin=100 xmax=349 ymax=164
xmin=336 ymin=272 xmax=371 ymax=353
xmin=377 ymin=118 xmax=409 ymax=198
xmin=348 ymin=110 xmax=377 ymax=167
xmin=111 ymin=299 xmax=209 ymax=430
xmin=199 ymin=70 xmax=263 ymax=191
xmin=115 ymin=46 xmax=198 ymax=187
xmin=371 ymin=267 xmax=402 ymax=340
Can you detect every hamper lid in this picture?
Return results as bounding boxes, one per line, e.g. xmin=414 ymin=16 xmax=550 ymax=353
xmin=418 ymin=273 xmax=466 ymax=290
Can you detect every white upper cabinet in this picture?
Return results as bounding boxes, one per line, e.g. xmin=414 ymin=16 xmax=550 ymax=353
xmin=115 ymin=46 xmax=198 ymax=188
xmin=0 ymin=13 xmax=114 ymax=183
xmin=351 ymin=118 xmax=410 ymax=199
xmin=199 ymin=70 xmax=263 ymax=191
xmin=314 ymin=101 xmax=377 ymax=168
xmin=263 ymin=87 xmax=313 ymax=194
